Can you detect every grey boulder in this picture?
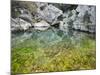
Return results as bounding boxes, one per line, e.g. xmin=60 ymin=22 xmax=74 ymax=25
xmin=35 ymin=4 xmax=63 ymax=24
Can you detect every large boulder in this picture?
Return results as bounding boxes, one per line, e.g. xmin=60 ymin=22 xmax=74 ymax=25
xmin=35 ymin=4 xmax=63 ymax=24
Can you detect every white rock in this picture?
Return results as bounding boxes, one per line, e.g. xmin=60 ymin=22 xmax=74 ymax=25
xmin=11 ymin=18 xmax=32 ymax=31
xmin=33 ymin=20 xmax=50 ymax=31
xmin=19 ymin=19 xmax=31 ymax=30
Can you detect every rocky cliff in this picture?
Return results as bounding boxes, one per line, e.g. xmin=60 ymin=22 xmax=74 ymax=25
xmin=11 ymin=1 xmax=96 ymax=33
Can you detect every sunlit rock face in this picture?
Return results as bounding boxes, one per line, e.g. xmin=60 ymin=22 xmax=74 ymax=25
xmin=72 ymin=5 xmax=96 ymax=33
xmin=76 ymin=5 xmax=96 ymax=25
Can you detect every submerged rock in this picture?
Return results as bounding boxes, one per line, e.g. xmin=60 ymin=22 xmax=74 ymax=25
xmin=33 ymin=20 xmax=50 ymax=31
xmin=37 ymin=29 xmax=62 ymax=46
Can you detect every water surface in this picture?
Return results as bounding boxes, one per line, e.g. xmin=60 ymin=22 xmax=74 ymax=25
xmin=11 ymin=28 xmax=96 ymax=73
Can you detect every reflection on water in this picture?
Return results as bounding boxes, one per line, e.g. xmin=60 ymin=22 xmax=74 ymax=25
xmin=11 ymin=28 xmax=95 ymax=48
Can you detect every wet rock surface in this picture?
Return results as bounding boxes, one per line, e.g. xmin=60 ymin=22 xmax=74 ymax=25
xmin=33 ymin=20 xmax=50 ymax=31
